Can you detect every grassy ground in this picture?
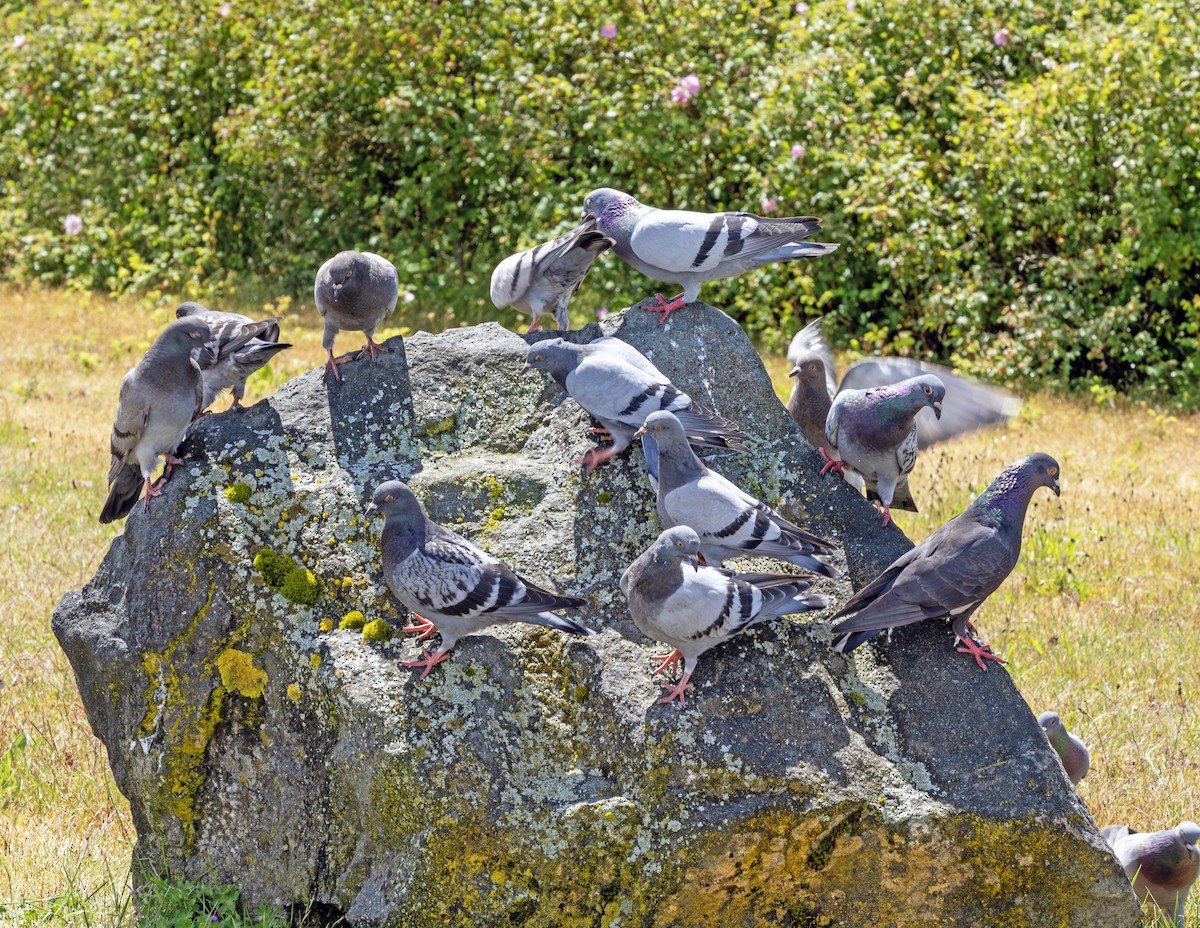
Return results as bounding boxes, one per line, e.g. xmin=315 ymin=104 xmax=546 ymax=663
xmin=2 ymin=285 xmax=1197 ymax=926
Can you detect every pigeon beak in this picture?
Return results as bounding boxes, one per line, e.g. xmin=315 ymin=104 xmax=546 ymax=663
xmin=633 ymin=425 xmax=647 ymax=438
xmin=366 ymin=502 xmax=378 ymax=516
xmin=1050 ymin=478 xmax=1061 ymax=498
xmin=520 ymin=362 xmax=534 ymax=377
xmin=788 ymin=366 xmax=800 ymax=379
xmin=582 ymin=208 xmax=595 ymax=223
xmin=932 ymin=400 xmax=943 ymax=419
xmin=332 ymin=283 xmax=343 ymax=302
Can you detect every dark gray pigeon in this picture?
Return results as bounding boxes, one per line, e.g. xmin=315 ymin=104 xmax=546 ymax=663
xmin=582 ymin=187 xmax=838 ymax=324
xmin=829 ymin=453 xmax=1061 ymax=668
xmin=822 ymin=373 xmax=947 ymax=525
xmin=1100 ymin=821 xmax=1200 ymax=926
xmin=1037 ymin=711 xmax=1090 ymax=785
xmin=174 ymin=302 xmax=291 ymax=412
xmin=620 ymin=526 xmax=827 ymax=704
xmin=314 ymin=250 xmax=399 ymax=380
xmin=489 ymin=221 xmax=614 ymax=332
xmin=367 ymin=480 xmax=590 ymax=679
xmin=522 ymin=336 xmax=748 ymax=474
xmin=634 ymin=410 xmax=839 ymax=577
xmin=99 ymin=319 xmax=220 ymax=523
xmin=786 ymin=316 xmax=1021 ymax=452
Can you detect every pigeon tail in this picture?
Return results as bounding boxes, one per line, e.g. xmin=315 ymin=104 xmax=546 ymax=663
xmin=671 ymin=404 xmax=750 ymax=452
xmin=99 ymin=463 xmax=145 ymax=523
xmin=520 ymin=612 xmax=593 ymax=637
xmin=832 ymin=628 xmax=878 ymax=654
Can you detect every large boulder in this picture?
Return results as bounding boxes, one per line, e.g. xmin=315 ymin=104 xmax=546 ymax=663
xmin=54 ymin=302 xmax=1139 ymax=926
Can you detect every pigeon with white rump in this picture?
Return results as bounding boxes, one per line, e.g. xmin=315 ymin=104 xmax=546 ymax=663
xmin=522 ymin=337 xmax=748 ymax=474
xmin=490 ymin=222 xmax=614 ymax=332
xmin=635 ymin=411 xmax=839 ymax=577
xmin=174 ymin=302 xmax=291 ymax=412
xmin=1037 ymin=711 xmax=1090 ymax=785
xmin=99 ymin=318 xmax=221 ymax=523
xmin=1100 ymin=821 xmax=1200 ymax=926
xmin=582 ymin=187 xmax=839 ymax=324
xmin=829 ymin=453 xmax=1061 ymax=669
xmin=314 ymin=250 xmax=399 ymax=380
xmin=368 ymin=480 xmax=590 ymax=679
xmin=620 ymin=526 xmax=828 ymax=705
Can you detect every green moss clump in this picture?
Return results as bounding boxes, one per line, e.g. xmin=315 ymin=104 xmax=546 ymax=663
xmin=362 ymin=619 xmax=394 ymax=643
xmin=595 ymin=491 xmax=612 ymax=505
xmin=253 ymin=548 xmax=296 ymax=588
xmin=223 ymin=482 xmax=252 ymax=504
xmin=423 ymin=416 xmax=456 ymax=436
xmin=216 ymin=648 xmax=268 ymax=699
xmin=339 ymin=610 xmax=367 ymax=630
xmin=280 ymin=566 xmax=320 ymax=604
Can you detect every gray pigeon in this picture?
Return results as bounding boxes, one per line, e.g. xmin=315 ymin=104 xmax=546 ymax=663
xmin=367 ymin=480 xmax=590 ymax=679
xmin=522 ymin=337 xmax=749 ymax=474
xmin=174 ymin=302 xmax=292 ymax=412
xmin=489 ymin=221 xmax=614 ymax=332
xmin=786 ymin=316 xmax=1021 ymax=452
xmin=99 ymin=318 xmax=220 ymax=523
xmin=1037 ymin=711 xmax=1090 ymax=785
xmin=829 ymin=453 xmax=1061 ymax=668
xmin=314 ymin=250 xmax=399 ymax=380
xmin=1100 ymin=821 xmax=1200 ymax=926
xmin=822 ymin=373 xmax=947 ymax=525
xmin=634 ymin=410 xmax=839 ymax=577
xmin=620 ymin=526 xmax=828 ymax=704
xmin=582 ymin=187 xmax=839 ymax=324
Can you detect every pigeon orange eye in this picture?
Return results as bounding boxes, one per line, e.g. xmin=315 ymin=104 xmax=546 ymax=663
xmin=924 ymin=386 xmax=932 ymax=395
xmin=190 ymin=332 xmax=201 ymax=339
xmin=1048 ymin=467 xmax=1057 ymax=476
xmin=385 ymin=494 xmax=395 ymax=502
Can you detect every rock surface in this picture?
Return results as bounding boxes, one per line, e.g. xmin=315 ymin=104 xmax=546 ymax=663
xmin=54 ymin=301 xmax=1139 ymax=927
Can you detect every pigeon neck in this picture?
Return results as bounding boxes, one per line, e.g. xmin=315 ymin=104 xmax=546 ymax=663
xmin=971 ymin=466 xmax=1036 ymax=528
xmin=656 ymin=432 xmax=707 ymax=484
xmin=380 ymin=514 xmax=423 ymax=571
xmin=1137 ymin=832 xmax=1195 ymax=884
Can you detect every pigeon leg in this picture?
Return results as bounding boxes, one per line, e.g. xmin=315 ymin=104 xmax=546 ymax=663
xmin=526 ymin=317 xmax=542 ymax=333
xmin=657 ymin=671 xmax=695 ymax=705
xmin=402 ymin=615 xmax=439 ymax=641
xmin=818 ymin=447 xmax=847 ymax=477
xmin=162 ymin=452 xmax=192 ymax=481
xmin=323 ymin=348 xmax=353 ymax=381
xmin=587 ymin=426 xmax=613 ymax=441
xmin=356 ymin=336 xmax=390 ymax=363
xmin=403 ymin=645 xmax=453 ymax=681
xmin=573 ymin=445 xmax=622 ymax=475
xmin=873 ymin=500 xmax=893 ymax=526
xmin=954 ymin=634 xmax=1007 ymax=671
xmin=651 ymin=649 xmax=683 ymax=676
xmin=227 ymin=397 xmax=245 ymax=412
xmin=141 ymin=475 xmax=164 ymax=512
xmin=644 ymin=292 xmax=687 ymax=325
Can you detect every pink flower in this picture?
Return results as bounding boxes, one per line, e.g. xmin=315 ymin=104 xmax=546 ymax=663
xmin=600 ymin=23 xmax=617 ymax=39
xmin=217 ymin=2 xmax=231 ymax=16
xmin=794 ymin=2 xmax=809 ymax=12
xmin=790 ymin=143 xmax=806 ymax=159
xmin=845 ymin=0 xmax=856 ymax=12
xmin=671 ymin=73 xmax=701 ymax=104
xmin=12 ymin=34 xmax=27 ymax=49
xmin=63 ymin=214 xmax=83 ymax=235
xmin=993 ymin=27 xmax=1010 ymax=46
xmin=760 ymin=196 xmax=778 ymax=214
xmin=596 ymin=307 xmax=609 ymax=320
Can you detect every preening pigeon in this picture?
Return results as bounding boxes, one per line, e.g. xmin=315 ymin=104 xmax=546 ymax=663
xmin=1037 ymin=711 xmax=1090 ymax=785
xmin=581 ymin=187 xmax=839 ymax=324
xmin=174 ymin=302 xmax=291 ymax=412
xmin=522 ymin=337 xmax=749 ymax=474
xmin=786 ymin=316 xmax=1021 ymax=452
xmin=368 ymin=480 xmax=590 ymax=679
xmin=634 ymin=411 xmax=839 ymax=577
xmin=829 ymin=452 xmax=1061 ymax=669
xmin=620 ymin=526 xmax=828 ymax=705
xmin=314 ymin=250 xmax=399 ymax=380
xmin=1100 ymin=821 xmax=1200 ymax=926
xmin=490 ymin=221 xmax=614 ymax=332
xmin=99 ymin=319 xmax=221 ymax=523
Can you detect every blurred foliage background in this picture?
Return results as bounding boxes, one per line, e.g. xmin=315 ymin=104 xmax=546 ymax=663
xmin=1 ymin=0 xmax=1198 ymax=400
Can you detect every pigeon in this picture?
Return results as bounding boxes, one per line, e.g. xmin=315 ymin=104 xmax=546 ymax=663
xmin=522 ymin=336 xmax=749 ymax=474
xmin=634 ymin=410 xmax=839 ymax=577
xmin=821 ymin=373 xmax=947 ymax=525
xmin=786 ymin=315 xmax=1021 ymax=453
xmin=1100 ymin=821 xmax=1200 ymax=926
xmin=314 ymin=250 xmax=399 ymax=380
xmin=367 ymin=480 xmax=590 ymax=679
xmin=1037 ymin=711 xmax=1090 ymax=785
xmin=99 ymin=318 xmax=221 ymax=523
xmin=174 ymin=302 xmax=292 ymax=412
xmin=581 ymin=187 xmax=839 ymax=324
xmin=620 ymin=526 xmax=828 ymax=704
xmin=490 ymin=221 xmax=614 ymax=332
xmin=829 ymin=453 xmax=1061 ymax=669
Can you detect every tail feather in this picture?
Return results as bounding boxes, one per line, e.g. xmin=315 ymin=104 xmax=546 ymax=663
xmin=99 ymin=464 xmax=144 ymax=524
xmin=832 ymin=627 xmax=878 ymax=653
xmin=758 ymin=582 xmax=828 ymax=619
xmin=521 ymin=612 xmax=593 ymax=637
xmin=672 ymin=403 xmax=750 ymax=452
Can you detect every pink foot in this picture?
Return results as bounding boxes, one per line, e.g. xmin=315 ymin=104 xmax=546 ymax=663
xmin=587 ymin=426 xmax=613 ymax=441
xmin=526 ymin=317 xmax=542 ymax=333
xmin=955 ymin=634 xmax=1007 ymax=671
xmin=402 ymin=615 xmax=439 ymax=641
xmin=873 ymin=500 xmax=893 ymax=527
xmin=403 ymin=646 xmax=453 ymax=681
xmin=355 ymin=336 xmax=390 ymax=363
xmin=228 ymin=397 xmax=245 ymax=411
xmin=323 ymin=348 xmax=352 ymax=381
xmin=162 ymin=452 xmax=191 ymax=480
xmin=651 ymin=649 xmax=683 ymax=676
xmin=657 ymin=671 xmax=695 ymax=705
xmin=142 ymin=476 xmax=164 ymax=512
xmin=644 ymin=293 xmax=686 ymax=325
xmin=818 ymin=447 xmax=847 ymax=477
xmin=572 ymin=445 xmax=622 ymax=475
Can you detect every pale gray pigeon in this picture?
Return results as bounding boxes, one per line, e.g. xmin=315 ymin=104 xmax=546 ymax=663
xmin=1100 ymin=821 xmax=1200 ymax=926
xmin=174 ymin=302 xmax=291 ymax=411
xmin=490 ymin=221 xmax=614 ymax=332
xmin=582 ymin=187 xmax=839 ymax=323
xmin=522 ymin=337 xmax=748 ymax=474
xmin=367 ymin=480 xmax=590 ymax=679
xmin=822 ymin=373 xmax=947 ymax=525
xmin=314 ymin=250 xmax=399 ymax=380
xmin=634 ymin=410 xmax=839 ymax=577
xmin=99 ymin=319 xmax=221 ymax=523
xmin=1037 ymin=711 xmax=1090 ymax=785
xmin=620 ymin=526 xmax=827 ymax=704
xmin=786 ymin=316 xmax=1021 ymax=452
xmin=830 ymin=453 xmax=1061 ymax=668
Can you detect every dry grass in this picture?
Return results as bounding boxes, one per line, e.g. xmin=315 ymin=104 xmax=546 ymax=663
xmin=2 ymin=287 xmax=1197 ymax=925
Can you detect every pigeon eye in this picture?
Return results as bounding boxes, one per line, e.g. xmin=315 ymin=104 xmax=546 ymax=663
xmin=924 ymin=385 xmax=932 ymax=395
xmin=190 ymin=331 xmax=201 ymax=339
xmin=385 ymin=494 xmax=395 ymax=502
xmin=1047 ymin=467 xmax=1057 ymax=477
xmin=535 ymin=354 xmax=544 ymax=362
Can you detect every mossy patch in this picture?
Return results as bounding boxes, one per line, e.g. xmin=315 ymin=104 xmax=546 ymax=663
xmin=362 ymin=619 xmax=393 ymax=642
xmin=216 ymin=648 xmax=268 ymax=699
xmin=339 ymin=610 xmax=367 ymax=631
xmin=223 ymin=482 xmax=252 ymax=504
xmin=253 ymin=548 xmax=295 ymax=588
xmin=280 ymin=567 xmax=320 ymax=604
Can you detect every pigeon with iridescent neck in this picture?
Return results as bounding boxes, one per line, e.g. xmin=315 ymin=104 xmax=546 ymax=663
xmin=1101 ymin=821 xmax=1200 ymax=926
xmin=581 ymin=187 xmax=838 ymax=324
xmin=314 ymin=250 xmax=399 ymax=380
xmin=830 ymin=453 xmax=1061 ymax=669
xmin=1037 ymin=711 xmax=1090 ymax=785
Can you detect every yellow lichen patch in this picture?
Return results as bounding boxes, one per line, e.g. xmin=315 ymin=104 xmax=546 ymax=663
xmin=319 ymin=618 xmax=334 ymax=632
xmin=362 ymin=618 xmax=393 ymax=642
xmin=309 ymin=653 xmax=322 ymax=670
xmin=339 ymin=610 xmax=366 ymax=630
xmin=216 ymin=648 xmax=268 ymax=699
xmin=286 ymin=683 xmax=301 ymax=702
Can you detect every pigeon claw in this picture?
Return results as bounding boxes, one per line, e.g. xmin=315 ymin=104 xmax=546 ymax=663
xmin=573 ymin=445 xmax=621 ymax=475
xmin=874 ymin=501 xmax=893 ymax=527
xmin=402 ymin=615 xmax=439 ymax=641
xmin=818 ymin=447 xmax=847 ymax=477
xmin=651 ymin=649 xmax=683 ymax=676
xmin=954 ymin=635 xmax=1007 ymax=671
xmin=645 ymin=292 xmax=687 ymax=325
xmin=162 ymin=452 xmax=192 ymax=480
xmin=323 ymin=349 xmax=352 ymax=381
xmin=657 ymin=672 xmax=695 ymax=706
xmin=403 ymin=646 xmax=452 ymax=681
xmin=587 ymin=426 xmax=613 ymax=442
xmin=355 ymin=337 xmax=390 ymax=363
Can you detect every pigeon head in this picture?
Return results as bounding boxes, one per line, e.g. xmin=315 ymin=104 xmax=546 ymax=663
xmin=1017 ymin=452 xmax=1062 ymax=498
xmin=521 ymin=338 xmax=580 ymax=382
xmin=582 ymin=188 xmax=638 ymax=226
xmin=325 ymin=251 xmax=358 ymax=301
xmin=788 ymin=355 xmax=827 ymax=391
xmin=174 ymin=300 xmax=210 ymax=319
xmin=1037 ymin=711 xmax=1063 ymax=734
xmin=652 ymin=526 xmax=707 ymax=570
xmin=1179 ymin=822 xmax=1200 ymax=849
xmin=366 ymin=480 xmax=423 ymax=522
xmin=161 ymin=318 xmax=220 ymax=370
xmin=634 ymin=410 xmax=688 ymax=447
xmin=908 ymin=374 xmax=945 ymax=420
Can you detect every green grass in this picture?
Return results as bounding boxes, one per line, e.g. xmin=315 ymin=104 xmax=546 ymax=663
xmin=3 ymin=285 xmax=1198 ymax=926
